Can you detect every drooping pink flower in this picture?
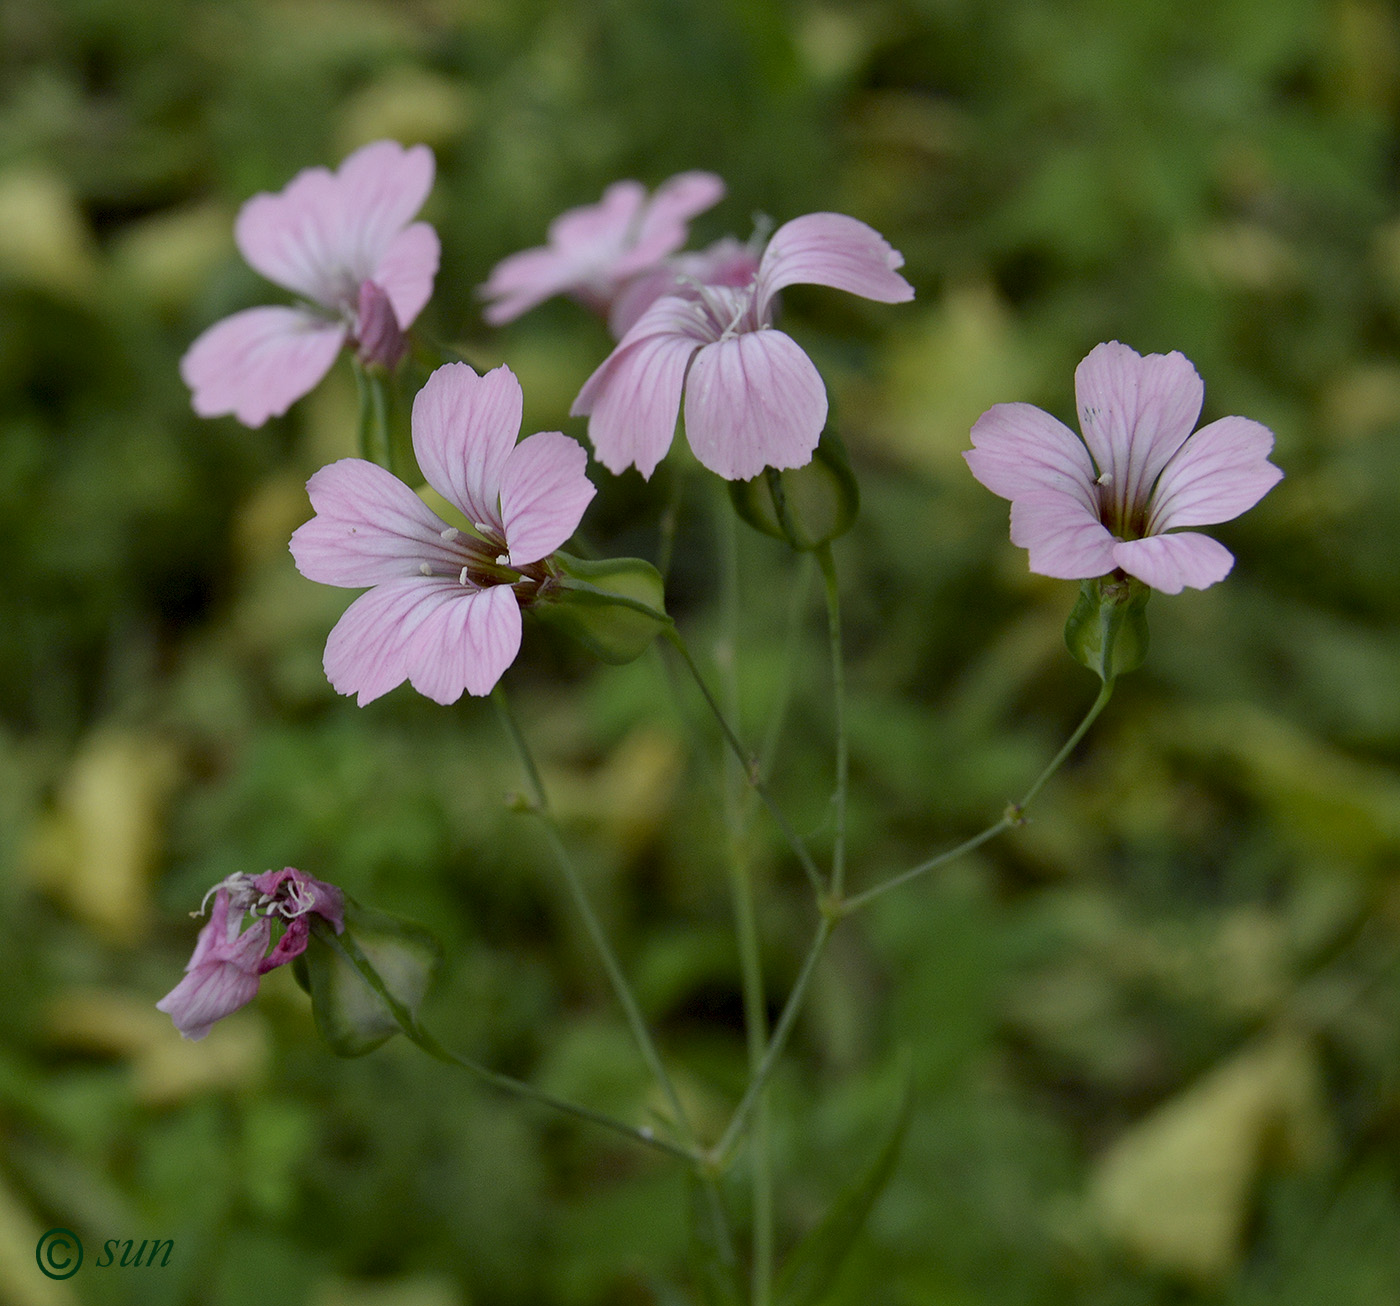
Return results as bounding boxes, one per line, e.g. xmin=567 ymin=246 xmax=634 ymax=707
xmin=964 ymin=342 xmax=1283 ymax=594
xmin=289 ymin=363 xmax=596 ymax=705
xmin=571 ymin=212 xmax=915 ymax=481
xmin=157 ymin=868 xmax=344 ymax=1040
xmin=181 ymin=140 xmax=440 ymax=427
xmin=477 ymin=171 xmax=724 ymax=327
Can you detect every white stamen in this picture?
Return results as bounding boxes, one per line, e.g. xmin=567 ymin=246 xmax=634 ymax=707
xmin=459 ymin=565 xmax=471 ymax=586
xmin=496 ymin=554 xmax=509 ymax=565
xmin=474 ymin=521 xmax=492 ymax=535
xmin=419 ymin=562 xmax=432 ymax=576
xmin=1095 ymin=472 xmax=1113 ymax=487
xmin=440 ymin=526 xmax=459 ymax=542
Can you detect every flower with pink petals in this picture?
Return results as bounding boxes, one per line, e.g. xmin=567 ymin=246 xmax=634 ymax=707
xmin=158 ymin=868 xmax=344 ymax=1040
xmin=477 ymin=171 xmax=724 ymax=327
xmin=181 ymin=140 xmax=440 ymax=427
xmin=571 ymin=212 xmax=915 ymax=481
xmin=290 ymin=362 xmax=596 ymax=705
xmin=965 ymin=342 xmax=1283 ymax=594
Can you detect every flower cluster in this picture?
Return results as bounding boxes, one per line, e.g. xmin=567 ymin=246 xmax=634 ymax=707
xmin=157 ymin=869 xmax=344 ymax=1040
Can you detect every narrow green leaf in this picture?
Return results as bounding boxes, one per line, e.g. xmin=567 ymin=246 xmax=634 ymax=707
xmin=774 ymin=1082 xmax=915 ymax=1306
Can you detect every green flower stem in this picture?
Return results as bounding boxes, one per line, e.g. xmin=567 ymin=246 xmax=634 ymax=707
xmin=713 ymin=489 xmax=774 ymax=1306
xmin=491 ymin=686 xmax=697 ymax=1149
xmin=816 ymin=542 xmax=849 ymax=901
xmin=351 ymin=358 xmax=391 ymax=469
xmin=310 ymin=919 xmax=699 ymax=1164
xmin=841 ymin=677 xmax=1116 ymax=914
xmin=663 ymin=626 xmax=825 ymax=897
xmin=710 ymin=914 xmax=835 ymax=1170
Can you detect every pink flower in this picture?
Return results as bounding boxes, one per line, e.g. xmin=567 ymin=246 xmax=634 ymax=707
xmin=607 ymin=235 xmax=761 ymax=338
xmin=571 ymin=212 xmax=915 ymax=481
xmin=181 ymin=140 xmax=440 ymax=427
xmin=477 ymin=171 xmax=724 ymax=327
xmin=289 ymin=362 xmax=596 ymax=705
xmin=158 ymin=868 xmax=344 ymax=1040
xmin=965 ymin=342 xmax=1283 ymax=594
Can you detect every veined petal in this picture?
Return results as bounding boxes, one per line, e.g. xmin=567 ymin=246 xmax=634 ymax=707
xmin=322 ymin=576 xmax=462 ymax=705
xmin=290 ymin=458 xmax=462 ymax=588
xmin=572 ymin=303 xmax=702 ymax=478
xmin=404 ymin=581 xmax=522 ymax=702
xmin=1113 ymin=531 xmax=1234 ymax=594
xmin=412 ymin=363 xmax=522 ymax=532
xmin=547 ymin=179 xmax=646 ymax=256
xmin=683 ymin=330 xmax=827 ymax=481
xmin=1074 ymin=342 xmax=1203 ymax=524
xmin=235 ymin=141 xmax=434 ymax=307
xmin=755 ymin=213 xmax=913 ymax=321
xmin=1009 ymin=488 xmax=1118 ymax=579
xmin=500 ymin=432 xmax=596 ymax=566
xmin=180 ymin=306 xmax=345 ymax=427
xmin=621 ymin=171 xmax=725 ymax=274
xmin=156 ymin=956 xmax=265 ymax=1040
xmin=965 ymin=402 xmax=1099 ymax=514
xmin=1147 ymin=416 xmax=1283 ymax=532
xmin=372 ymin=221 xmax=440 ymax=329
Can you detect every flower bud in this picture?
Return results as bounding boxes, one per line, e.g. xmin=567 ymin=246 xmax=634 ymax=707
xmin=728 ymin=427 xmax=860 ymax=551
xmin=293 ymin=899 xmax=440 ymax=1057
xmin=534 ymin=551 xmax=670 ymax=664
xmin=1063 ymin=575 xmax=1150 ymax=682
xmin=354 ymin=279 xmax=408 ymax=371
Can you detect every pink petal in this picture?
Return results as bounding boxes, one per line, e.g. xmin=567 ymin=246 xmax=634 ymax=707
xmin=405 ymin=581 xmax=523 ymax=702
xmin=156 ymin=958 xmax=264 ymax=1040
xmin=1147 ymin=416 xmax=1283 ymax=532
xmin=290 ymin=458 xmax=463 ymax=588
xmin=500 ymin=432 xmax=596 ymax=566
xmin=411 ymin=363 xmax=522 ymax=532
xmin=478 ymin=246 xmax=582 ymax=325
xmin=547 ymin=179 xmax=646 ymax=257
xmin=682 ymin=330 xmax=828 ymax=481
xmin=372 ymin=221 xmax=440 ymax=329
xmin=235 ymin=141 xmax=434 ymax=309
xmin=572 ymin=300 xmax=702 ymax=478
xmin=180 ymin=306 xmax=345 ymax=427
xmin=620 ymin=171 xmax=725 ymax=275
xmin=965 ymin=402 xmax=1099 ymax=515
xmin=1008 ymin=489 xmax=1119 ymax=579
xmin=1112 ymin=531 xmax=1234 ymax=594
xmin=1074 ymin=343 xmax=1203 ymax=525
xmin=322 ymin=577 xmax=521 ymax=705
xmin=755 ymin=213 xmax=914 ymax=321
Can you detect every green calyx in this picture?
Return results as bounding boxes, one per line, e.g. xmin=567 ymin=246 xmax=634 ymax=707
xmin=1063 ymin=574 xmax=1150 ymax=681
xmin=532 ymin=551 xmax=671 ymax=665
xmin=729 ymin=427 xmax=860 ymax=552
xmin=293 ymin=899 xmax=441 ymax=1057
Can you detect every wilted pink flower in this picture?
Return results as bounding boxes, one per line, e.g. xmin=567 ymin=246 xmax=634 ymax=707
xmin=158 ymin=868 xmax=344 ymax=1040
xmin=181 ymin=140 xmax=440 ymax=427
xmin=290 ymin=363 xmax=596 ymax=705
xmin=965 ymin=342 xmax=1283 ymax=594
xmin=477 ymin=171 xmax=724 ymax=327
xmin=571 ymin=213 xmax=915 ymax=481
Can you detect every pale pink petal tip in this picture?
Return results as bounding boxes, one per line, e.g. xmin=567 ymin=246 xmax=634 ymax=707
xmin=758 ymin=212 xmax=915 ymax=313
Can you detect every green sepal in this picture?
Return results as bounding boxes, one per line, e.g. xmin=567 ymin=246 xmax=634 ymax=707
xmin=533 ymin=552 xmax=670 ymax=664
xmin=296 ymin=899 xmax=441 ymax=1057
xmin=774 ymin=1079 xmax=914 ymax=1306
xmin=728 ymin=427 xmax=860 ymax=552
xmin=1063 ymin=574 xmax=1150 ymax=681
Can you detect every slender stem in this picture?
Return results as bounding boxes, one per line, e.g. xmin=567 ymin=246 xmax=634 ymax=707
xmin=663 ymin=626 xmax=825 ymax=897
xmin=816 ymin=543 xmax=849 ymax=901
xmin=311 ymin=920 xmax=698 ymax=1163
xmin=713 ymin=487 xmax=774 ymax=1306
xmin=352 ymin=359 xmax=391 ymax=469
xmin=758 ymin=554 xmax=814 ymax=781
xmin=491 ymin=687 xmax=696 ymax=1147
xmin=842 ymin=677 xmax=1117 ymax=914
xmin=710 ymin=915 xmax=835 ymax=1169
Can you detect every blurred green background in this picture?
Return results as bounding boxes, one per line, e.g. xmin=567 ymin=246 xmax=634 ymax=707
xmin=3 ymin=0 xmax=1400 ymax=1302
